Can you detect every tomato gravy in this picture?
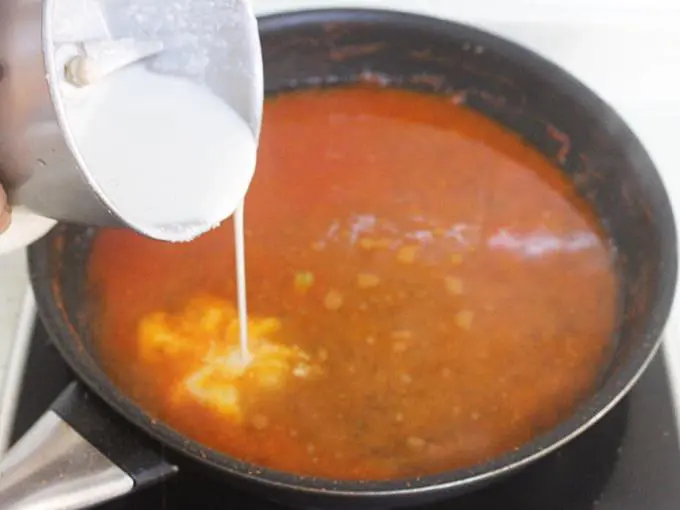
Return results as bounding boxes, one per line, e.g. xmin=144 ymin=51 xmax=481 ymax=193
xmin=89 ymin=86 xmax=618 ymax=480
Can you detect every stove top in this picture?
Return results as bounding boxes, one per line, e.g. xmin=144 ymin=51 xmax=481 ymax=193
xmin=9 ymin=319 xmax=680 ymax=509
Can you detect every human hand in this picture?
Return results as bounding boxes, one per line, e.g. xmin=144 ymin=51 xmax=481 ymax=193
xmin=0 ymin=183 xmax=11 ymax=234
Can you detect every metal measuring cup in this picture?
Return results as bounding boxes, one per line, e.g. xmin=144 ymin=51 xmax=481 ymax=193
xmin=0 ymin=0 xmax=263 ymax=245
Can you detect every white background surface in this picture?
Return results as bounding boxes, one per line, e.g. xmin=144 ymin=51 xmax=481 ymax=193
xmin=1 ymin=0 xmax=679 ymax=433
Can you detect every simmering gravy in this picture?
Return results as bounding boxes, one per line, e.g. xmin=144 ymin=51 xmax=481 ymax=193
xmin=89 ymin=87 xmax=618 ymax=480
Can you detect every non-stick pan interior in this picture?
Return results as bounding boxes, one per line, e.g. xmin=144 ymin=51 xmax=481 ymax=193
xmin=28 ymin=8 xmax=676 ymax=498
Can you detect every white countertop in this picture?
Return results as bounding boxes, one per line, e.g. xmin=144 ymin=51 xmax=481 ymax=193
xmin=1 ymin=0 xmax=679 ymax=438
xmin=0 ymin=251 xmax=28 ymax=381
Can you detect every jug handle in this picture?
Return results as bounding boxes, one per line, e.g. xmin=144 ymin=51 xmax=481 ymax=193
xmin=0 ymin=382 xmax=177 ymax=510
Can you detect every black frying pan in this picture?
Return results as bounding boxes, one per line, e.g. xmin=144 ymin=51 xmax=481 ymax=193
xmin=1 ymin=8 xmax=676 ymax=510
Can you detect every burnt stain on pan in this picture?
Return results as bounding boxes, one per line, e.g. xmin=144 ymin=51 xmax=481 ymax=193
xmin=546 ymin=125 xmax=571 ymax=165
xmin=409 ymin=73 xmax=446 ymax=91
xmin=329 ymin=42 xmax=387 ymax=61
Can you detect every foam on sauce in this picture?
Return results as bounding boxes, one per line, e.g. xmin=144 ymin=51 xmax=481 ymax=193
xmin=89 ymin=86 xmax=619 ymax=480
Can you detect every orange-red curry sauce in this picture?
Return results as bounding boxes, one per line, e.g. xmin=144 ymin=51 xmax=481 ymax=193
xmin=89 ymin=87 xmax=618 ymax=480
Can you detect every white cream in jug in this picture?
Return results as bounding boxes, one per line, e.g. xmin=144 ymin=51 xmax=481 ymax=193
xmin=62 ymin=64 xmax=257 ymax=242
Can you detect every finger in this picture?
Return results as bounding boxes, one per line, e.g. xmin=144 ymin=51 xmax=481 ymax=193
xmin=0 ymin=186 xmax=11 ymax=233
xmin=0 ymin=206 xmax=10 ymax=234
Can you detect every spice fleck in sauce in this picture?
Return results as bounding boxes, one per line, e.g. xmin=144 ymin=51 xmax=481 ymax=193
xmin=88 ymin=87 xmax=618 ymax=480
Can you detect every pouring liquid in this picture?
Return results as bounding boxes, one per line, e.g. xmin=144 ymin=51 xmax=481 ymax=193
xmin=233 ymin=202 xmax=252 ymax=362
